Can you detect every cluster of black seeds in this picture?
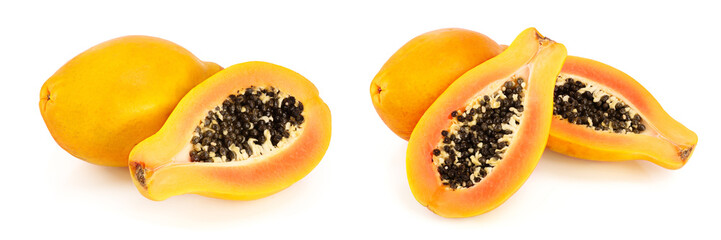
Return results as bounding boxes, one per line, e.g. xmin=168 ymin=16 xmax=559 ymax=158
xmin=189 ymin=86 xmax=305 ymax=162
xmin=434 ymin=78 xmax=525 ymax=190
xmin=553 ymin=78 xmax=645 ymax=133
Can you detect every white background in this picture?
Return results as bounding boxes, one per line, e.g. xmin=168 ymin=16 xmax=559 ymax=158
xmin=2 ymin=0 xmax=719 ymax=239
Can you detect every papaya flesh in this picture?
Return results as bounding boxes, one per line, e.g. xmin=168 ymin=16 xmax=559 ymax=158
xmin=128 ymin=61 xmax=331 ymax=201
xmin=371 ymin=28 xmax=503 ymax=140
xmin=547 ymin=56 xmax=697 ymax=169
xmin=407 ymin=28 xmax=567 ymax=217
xmin=40 ymin=36 xmax=222 ymax=167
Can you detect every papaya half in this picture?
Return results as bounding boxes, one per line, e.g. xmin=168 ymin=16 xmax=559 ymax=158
xmin=547 ymin=56 xmax=697 ymax=169
xmin=370 ymin=28 xmax=503 ymax=140
xmin=129 ymin=61 xmax=331 ymax=201
xmin=407 ymin=28 xmax=567 ymax=217
xmin=40 ymin=35 xmax=222 ymax=167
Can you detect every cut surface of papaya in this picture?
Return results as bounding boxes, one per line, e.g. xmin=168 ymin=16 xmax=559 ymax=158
xmin=407 ymin=28 xmax=567 ymax=217
xmin=548 ymin=56 xmax=697 ymax=169
xmin=371 ymin=28 xmax=503 ymax=140
xmin=128 ymin=61 xmax=331 ymax=201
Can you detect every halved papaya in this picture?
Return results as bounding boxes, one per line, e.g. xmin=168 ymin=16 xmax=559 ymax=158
xmin=547 ymin=56 xmax=697 ymax=169
xmin=407 ymin=28 xmax=567 ymax=217
xmin=128 ymin=61 xmax=331 ymax=201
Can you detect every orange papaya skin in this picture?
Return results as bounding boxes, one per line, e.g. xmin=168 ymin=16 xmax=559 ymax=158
xmin=128 ymin=61 xmax=331 ymax=201
xmin=547 ymin=56 xmax=697 ymax=169
xmin=40 ymin=35 xmax=222 ymax=167
xmin=371 ymin=28 xmax=503 ymax=140
xmin=407 ymin=28 xmax=567 ymax=217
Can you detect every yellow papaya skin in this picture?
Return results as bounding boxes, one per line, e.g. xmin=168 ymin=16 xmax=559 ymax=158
xmin=371 ymin=28 xmax=502 ymax=140
xmin=40 ymin=36 xmax=222 ymax=167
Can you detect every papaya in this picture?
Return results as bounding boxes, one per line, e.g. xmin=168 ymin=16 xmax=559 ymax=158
xmin=372 ymin=30 xmax=697 ymax=169
xmin=371 ymin=28 xmax=503 ymax=140
xmin=547 ymin=56 xmax=697 ymax=169
xmin=407 ymin=28 xmax=567 ymax=217
xmin=40 ymin=36 xmax=222 ymax=167
xmin=128 ymin=61 xmax=331 ymax=201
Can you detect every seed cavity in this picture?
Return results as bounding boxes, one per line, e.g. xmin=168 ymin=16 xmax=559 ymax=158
xmin=553 ymin=74 xmax=646 ymax=134
xmin=432 ymin=78 xmax=526 ymax=190
xmin=189 ymin=86 xmax=305 ymax=163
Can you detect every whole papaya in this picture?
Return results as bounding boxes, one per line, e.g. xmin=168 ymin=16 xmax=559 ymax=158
xmin=39 ymin=36 xmax=222 ymax=167
xmin=370 ymin=28 xmax=503 ymax=140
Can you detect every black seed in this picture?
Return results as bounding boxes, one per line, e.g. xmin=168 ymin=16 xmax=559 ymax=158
xmin=271 ymin=135 xmax=282 ymax=146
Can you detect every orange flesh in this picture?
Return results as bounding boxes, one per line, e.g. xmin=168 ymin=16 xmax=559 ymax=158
xmin=129 ymin=61 xmax=331 ymax=201
xmin=407 ymin=28 xmax=567 ymax=217
xmin=548 ymin=56 xmax=697 ymax=169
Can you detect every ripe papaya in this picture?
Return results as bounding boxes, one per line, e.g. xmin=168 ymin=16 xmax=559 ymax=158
xmin=129 ymin=61 xmax=331 ymax=201
xmin=40 ymin=36 xmax=222 ymax=167
xmin=371 ymin=28 xmax=503 ymax=140
xmin=547 ymin=56 xmax=697 ymax=169
xmin=372 ymin=30 xmax=697 ymax=169
xmin=407 ymin=28 xmax=567 ymax=217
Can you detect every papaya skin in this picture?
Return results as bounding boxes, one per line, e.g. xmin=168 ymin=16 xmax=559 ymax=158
xmin=547 ymin=56 xmax=697 ymax=169
xmin=407 ymin=28 xmax=567 ymax=217
xmin=371 ymin=28 xmax=503 ymax=140
xmin=39 ymin=35 xmax=222 ymax=167
xmin=129 ymin=61 xmax=331 ymax=201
